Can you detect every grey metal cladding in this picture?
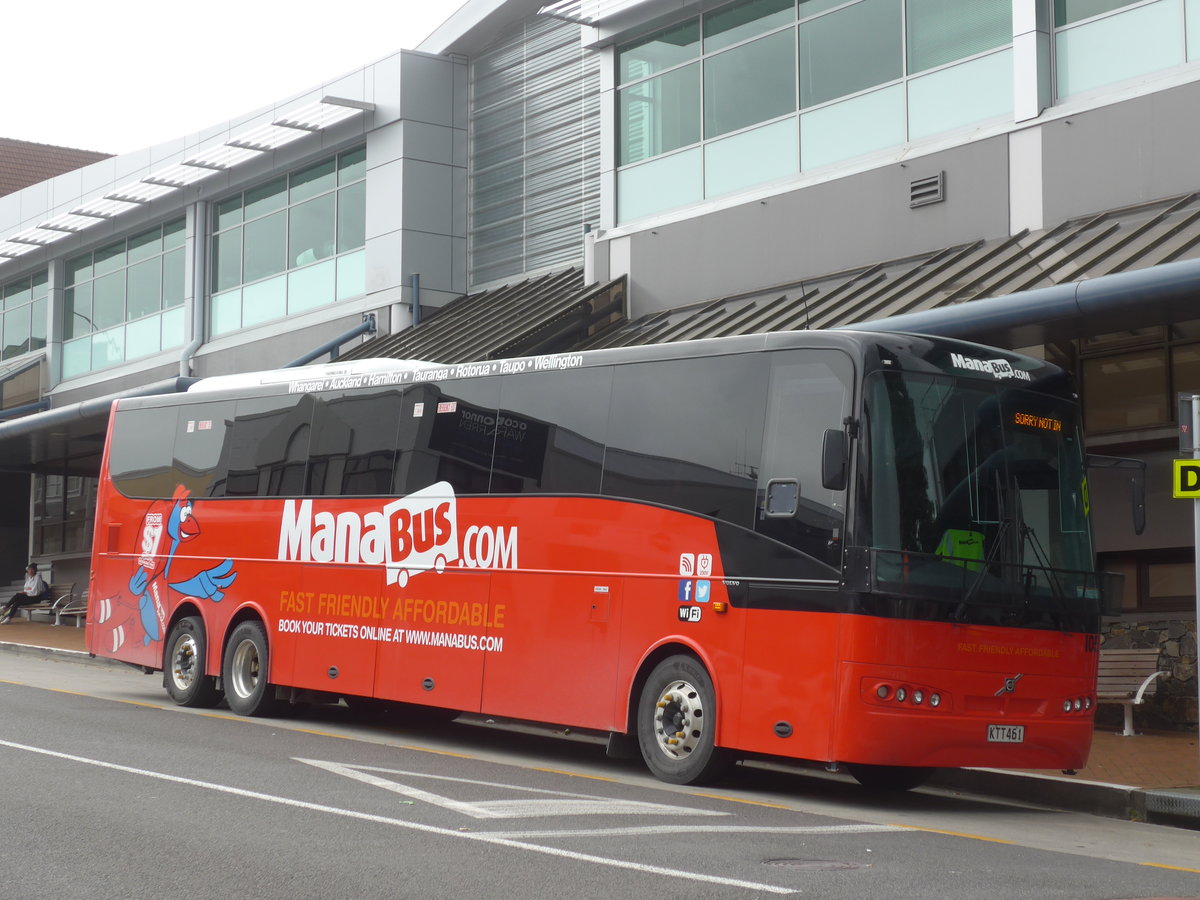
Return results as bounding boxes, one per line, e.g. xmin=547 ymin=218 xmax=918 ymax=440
xmin=469 ymin=14 xmax=601 ymax=287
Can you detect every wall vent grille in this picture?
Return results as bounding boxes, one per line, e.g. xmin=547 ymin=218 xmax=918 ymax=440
xmin=910 ymin=172 xmax=945 ymax=208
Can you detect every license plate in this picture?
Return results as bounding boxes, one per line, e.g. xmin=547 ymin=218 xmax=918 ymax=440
xmin=987 ymin=724 xmax=1025 ymax=743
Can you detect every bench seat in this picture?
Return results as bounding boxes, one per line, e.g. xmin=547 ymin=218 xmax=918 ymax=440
xmin=1096 ymin=648 xmax=1166 ymax=737
xmin=16 ymin=583 xmax=79 ymax=627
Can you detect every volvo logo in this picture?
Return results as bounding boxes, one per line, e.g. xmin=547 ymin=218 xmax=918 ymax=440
xmin=994 ymin=673 xmax=1024 ymax=696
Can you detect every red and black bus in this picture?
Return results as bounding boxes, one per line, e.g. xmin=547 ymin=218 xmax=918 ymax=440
xmin=87 ymin=329 xmax=1109 ymax=788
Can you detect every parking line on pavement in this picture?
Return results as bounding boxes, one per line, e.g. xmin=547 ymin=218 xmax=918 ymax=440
xmin=2 ymin=738 xmax=801 ymax=896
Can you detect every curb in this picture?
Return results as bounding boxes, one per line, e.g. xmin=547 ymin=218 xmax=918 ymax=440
xmin=926 ymin=765 xmax=1200 ymax=831
xmin=930 ymin=766 xmax=1141 ymax=820
xmin=0 ymin=639 xmax=129 ymax=670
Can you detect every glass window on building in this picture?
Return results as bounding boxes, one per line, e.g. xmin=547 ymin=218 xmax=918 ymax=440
xmin=798 ymin=0 xmax=902 ymax=108
xmin=906 ymin=0 xmax=1011 ymax=73
xmin=1082 ymin=350 xmax=1170 ymax=431
xmin=1 ymin=270 xmax=47 ymax=361
xmin=33 ymin=472 xmax=98 ymax=557
xmin=62 ymin=220 xmax=185 ymax=380
xmin=1055 ymin=0 xmax=1141 ymax=26
xmin=1055 ymin=0 xmax=1186 ymax=98
xmin=210 ymin=146 xmax=366 ymax=337
xmin=615 ymin=0 xmax=1013 ymax=223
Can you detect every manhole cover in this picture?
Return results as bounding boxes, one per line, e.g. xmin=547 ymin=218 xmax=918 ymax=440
xmin=763 ymin=859 xmax=867 ymax=871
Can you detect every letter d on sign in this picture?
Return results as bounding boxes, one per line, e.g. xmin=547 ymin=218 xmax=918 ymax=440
xmin=1172 ymin=459 xmax=1200 ymax=498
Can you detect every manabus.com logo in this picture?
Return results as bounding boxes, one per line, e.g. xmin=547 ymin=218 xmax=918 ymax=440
xmin=949 ymin=352 xmax=1032 ymax=382
xmin=276 ymin=482 xmax=517 ymax=587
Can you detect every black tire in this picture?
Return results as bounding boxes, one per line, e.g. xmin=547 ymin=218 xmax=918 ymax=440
xmin=222 ymin=621 xmax=282 ymax=717
xmin=163 ymin=616 xmax=222 ymax=708
xmin=637 ymin=655 xmax=732 ymax=785
xmin=846 ymin=764 xmax=934 ymax=792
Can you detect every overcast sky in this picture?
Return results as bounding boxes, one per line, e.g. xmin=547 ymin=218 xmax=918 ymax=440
xmin=2 ymin=1 xmax=465 ymax=155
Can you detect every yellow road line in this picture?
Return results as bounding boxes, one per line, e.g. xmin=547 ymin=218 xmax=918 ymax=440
xmin=690 ymin=791 xmax=792 ymax=810
xmin=895 ymin=824 xmax=1016 ymax=845
xmin=532 ymin=766 xmax=618 ymax=782
xmin=1140 ymin=861 xmax=1200 ymax=874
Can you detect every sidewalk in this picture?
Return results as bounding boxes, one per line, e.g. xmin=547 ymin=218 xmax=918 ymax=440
xmin=2 ymin=618 xmax=1197 ymax=828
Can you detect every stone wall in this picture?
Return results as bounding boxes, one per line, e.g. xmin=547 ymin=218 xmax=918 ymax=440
xmin=1100 ymin=617 xmax=1198 ymax=731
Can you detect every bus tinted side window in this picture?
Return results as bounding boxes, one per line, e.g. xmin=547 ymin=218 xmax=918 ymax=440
xmin=602 ymin=355 xmax=766 ymax=527
xmin=308 ymin=389 xmax=403 ymax=497
xmin=109 ymin=405 xmax=180 ymax=499
xmin=493 ymin=368 xmax=612 ymax=494
xmin=173 ymin=400 xmax=236 ymax=497
xmin=213 ymin=395 xmax=312 ymax=497
xmin=395 ymin=379 xmax=500 ymax=496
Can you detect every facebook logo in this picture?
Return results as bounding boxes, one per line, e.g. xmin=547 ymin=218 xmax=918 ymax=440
xmin=678 ymin=580 xmax=694 ymax=602
xmin=695 ymin=580 xmax=711 ymax=602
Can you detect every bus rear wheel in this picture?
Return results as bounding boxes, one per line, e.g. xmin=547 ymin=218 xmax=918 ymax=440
xmin=637 ymin=655 xmax=731 ymax=785
xmin=223 ymin=621 xmax=282 ymax=717
xmin=164 ymin=616 xmax=222 ymax=708
xmin=846 ymin=764 xmax=934 ymax=792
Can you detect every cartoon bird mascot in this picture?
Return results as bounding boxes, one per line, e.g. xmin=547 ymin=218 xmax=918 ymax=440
xmin=96 ymin=485 xmax=237 ymax=652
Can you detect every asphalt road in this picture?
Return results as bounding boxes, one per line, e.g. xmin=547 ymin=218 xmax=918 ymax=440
xmin=2 ymin=651 xmax=1198 ymax=899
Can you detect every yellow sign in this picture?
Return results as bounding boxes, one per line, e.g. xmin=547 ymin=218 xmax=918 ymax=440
xmin=1172 ymin=459 xmax=1200 ymax=498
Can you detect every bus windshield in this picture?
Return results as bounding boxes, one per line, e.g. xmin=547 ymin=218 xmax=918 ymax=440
xmin=862 ymin=369 xmax=1096 ymax=628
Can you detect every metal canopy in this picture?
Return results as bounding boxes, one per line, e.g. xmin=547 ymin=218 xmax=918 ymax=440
xmin=578 ymin=190 xmax=1200 ymax=350
xmin=0 ymin=97 xmax=373 ymax=272
xmin=341 ymin=269 xmax=627 ymax=365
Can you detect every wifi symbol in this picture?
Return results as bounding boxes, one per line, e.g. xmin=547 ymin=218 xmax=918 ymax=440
xmin=679 ymin=553 xmax=695 ymax=575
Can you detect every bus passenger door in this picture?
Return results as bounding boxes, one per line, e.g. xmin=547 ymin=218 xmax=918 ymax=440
xmin=739 ymin=349 xmax=854 ymax=761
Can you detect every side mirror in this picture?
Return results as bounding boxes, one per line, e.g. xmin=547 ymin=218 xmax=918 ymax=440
xmin=822 ymin=428 xmax=848 ymax=491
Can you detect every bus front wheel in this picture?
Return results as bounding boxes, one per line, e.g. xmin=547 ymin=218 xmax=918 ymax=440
xmin=637 ymin=655 xmax=731 ymax=785
xmin=164 ymin=616 xmax=222 ymax=708
xmin=223 ymin=621 xmax=282 ymax=717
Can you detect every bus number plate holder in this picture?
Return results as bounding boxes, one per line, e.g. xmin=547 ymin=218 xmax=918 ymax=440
xmin=987 ymin=724 xmax=1025 ymax=743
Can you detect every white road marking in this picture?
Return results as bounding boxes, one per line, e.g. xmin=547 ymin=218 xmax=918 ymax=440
xmin=485 ymin=823 xmax=907 ymax=840
xmin=2 ymin=739 xmax=798 ymax=895
xmin=297 ymin=758 xmax=729 ymax=819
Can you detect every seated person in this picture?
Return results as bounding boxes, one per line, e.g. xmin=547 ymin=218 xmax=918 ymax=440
xmin=0 ymin=563 xmax=51 ymax=623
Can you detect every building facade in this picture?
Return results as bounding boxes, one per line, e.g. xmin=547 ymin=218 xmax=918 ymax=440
xmin=0 ymin=0 xmax=1195 ymax=719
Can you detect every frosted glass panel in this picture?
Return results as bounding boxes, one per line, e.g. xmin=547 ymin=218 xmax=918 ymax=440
xmin=800 ymin=85 xmax=905 ymax=170
xmin=242 ymin=275 xmax=287 ymax=327
xmin=161 ymin=306 xmax=184 ymax=349
xmin=337 ymin=250 xmax=366 ymax=301
xmin=1056 ymin=0 xmax=1184 ymax=98
xmin=908 ymin=49 xmax=1013 ymax=140
xmin=617 ymin=149 xmax=703 ymax=221
xmin=62 ymin=338 xmax=90 ymax=381
xmin=705 ymin=120 xmax=799 ymax=197
xmin=125 ymin=315 xmax=161 ymax=358
xmin=288 ymin=259 xmax=336 ymax=314
xmin=1189 ymin=0 xmax=1200 ymax=59
xmin=92 ymin=327 xmax=125 ymax=369
xmin=211 ymin=288 xmax=242 ymax=337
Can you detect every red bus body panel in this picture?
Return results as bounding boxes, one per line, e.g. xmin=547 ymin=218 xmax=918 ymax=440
xmin=88 ymin=486 xmax=1095 ymax=771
